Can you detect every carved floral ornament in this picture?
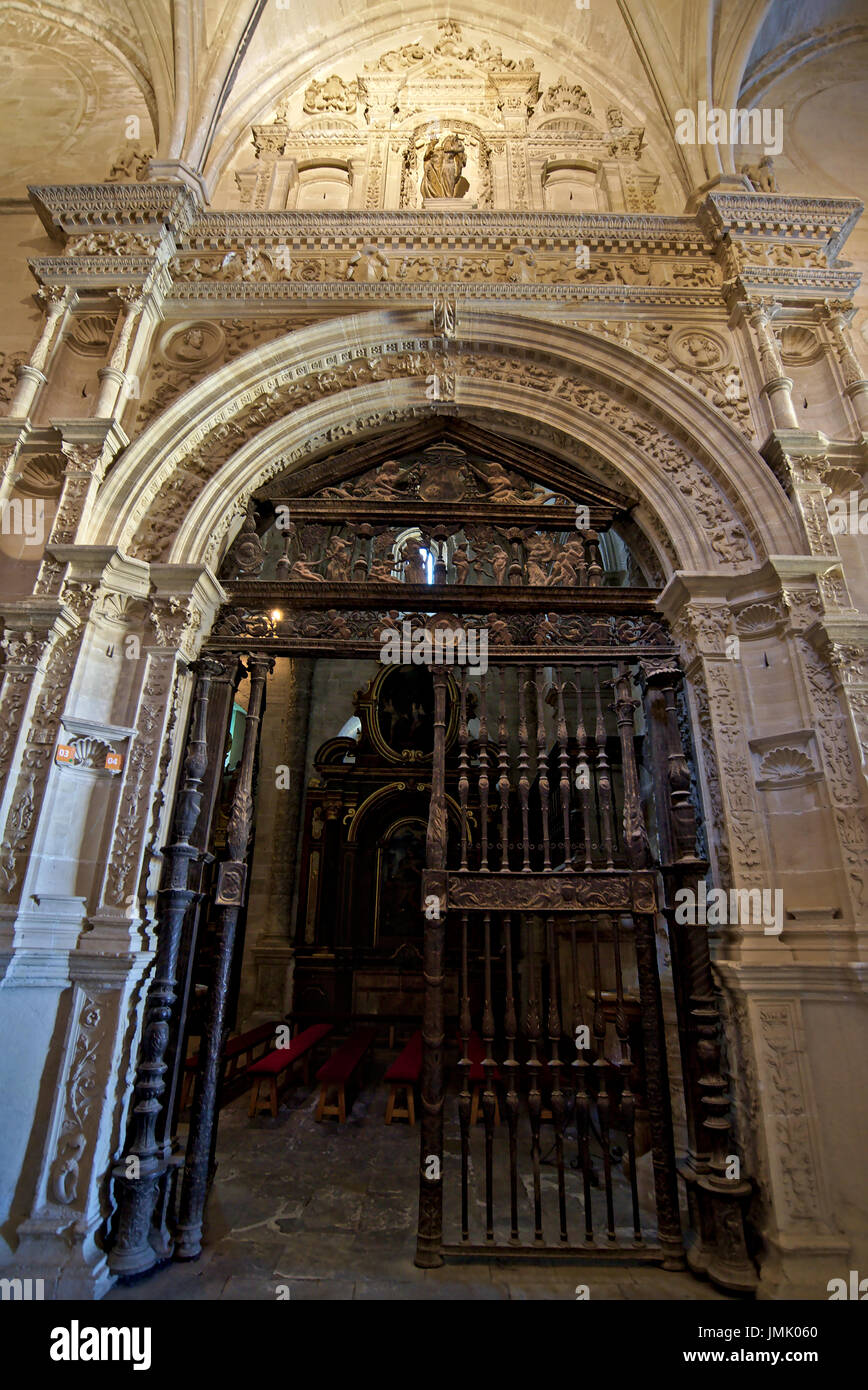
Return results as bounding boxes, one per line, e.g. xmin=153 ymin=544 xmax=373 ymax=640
xmin=109 ymin=335 xmax=768 ymax=575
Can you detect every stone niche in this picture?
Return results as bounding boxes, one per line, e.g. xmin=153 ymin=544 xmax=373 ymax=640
xmin=295 ymin=160 xmax=353 ymax=211
xmin=542 ymin=158 xmax=602 ymax=211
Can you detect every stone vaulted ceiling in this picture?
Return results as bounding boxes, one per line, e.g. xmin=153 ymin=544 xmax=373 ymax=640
xmin=0 ymin=1 xmax=864 ymax=203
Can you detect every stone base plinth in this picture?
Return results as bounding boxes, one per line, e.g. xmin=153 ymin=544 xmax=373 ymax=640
xmin=421 ymin=197 xmax=477 ymax=210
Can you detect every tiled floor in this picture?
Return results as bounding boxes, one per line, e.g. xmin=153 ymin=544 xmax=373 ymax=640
xmin=106 ymin=1071 xmax=736 ymax=1303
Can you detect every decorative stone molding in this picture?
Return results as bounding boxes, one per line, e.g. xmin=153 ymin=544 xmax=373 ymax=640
xmin=101 ymin=650 xmax=184 ymax=918
xmin=0 ymin=601 xmax=92 ymax=904
xmin=101 ymin=327 xmax=766 ymax=576
xmin=755 ymin=999 xmax=837 ymax=1229
xmin=57 ymin=716 xmax=135 ymax=778
xmin=0 ymin=607 xmax=58 ymax=797
xmin=748 ymin=731 xmax=821 ymax=789
xmin=733 ymin=600 xmax=787 ymax=637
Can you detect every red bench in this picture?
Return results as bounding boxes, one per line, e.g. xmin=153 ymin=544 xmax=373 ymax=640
xmin=384 ymin=1030 xmax=423 ymax=1125
xmin=247 ymin=1023 xmax=334 ymax=1118
xmin=315 ymin=1027 xmax=377 ymax=1123
xmin=181 ymin=1021 xmax=280 ymax=1110
xmin=458 ymin=1032 xmax=502 ymax=1126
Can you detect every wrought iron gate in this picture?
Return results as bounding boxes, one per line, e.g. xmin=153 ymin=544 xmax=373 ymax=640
xmin=417 ymin=660 xmax=685 ymax=1267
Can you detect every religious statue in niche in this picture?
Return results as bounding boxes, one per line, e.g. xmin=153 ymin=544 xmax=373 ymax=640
xmin=421 ymin=134 xmax=470 ymax=199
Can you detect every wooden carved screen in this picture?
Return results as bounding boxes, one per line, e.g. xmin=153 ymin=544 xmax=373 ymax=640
xmin=205 ymin=420 xmax=742 ymax=1274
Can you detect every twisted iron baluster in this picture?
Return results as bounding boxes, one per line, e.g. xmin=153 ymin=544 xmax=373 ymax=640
xmin=546 ymin=915 xmax=568 ymax=1242
xmin=555 ymin=668 xmax=572 ymax=865
xmin=502 ymin=913 xmax=520 ymax=1243
xmin=535 ymin=667 xmax=551 ymax=871
xmin=517 ymin=666 xmax=531 ymax=872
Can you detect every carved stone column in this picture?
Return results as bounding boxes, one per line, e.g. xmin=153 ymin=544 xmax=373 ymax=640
xmin=817 ymin=300 xmax=868 ymax=433
xmin=95 ymin=290 xmax=143 ymax=419
xmin=0 ymin=581 xmax=95 ymax=910
xmin=670 ymin=595 xmax=772 ymax=893
xmin=797 ymin=619 xmax=868 ymax=926
xmin=743 ymin=299 xmax=799 ymax=431
xmin=780 ymin=453 xmax=843 ymax=567
xmin=0 ymin=605 xmax=58 ymax=809
xmin=6 ymin=287 xmax=72 ymax=426
xmin=659 ymin=574 xmax=855 ymax=1296
xmin=175 ymin=654 xmax=272 ymax=1260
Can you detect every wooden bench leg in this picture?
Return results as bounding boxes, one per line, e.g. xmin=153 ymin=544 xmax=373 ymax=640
xmin=315 ymin=1084 xmax=327 ymax=1122
xmin=270 ymin=1078 xmax=279 ymax=1119
xmin=385 ymin=1085 xmax=396 ymax=1125
xmin=338 ymin=1085 xmax=347 ymax=1124
xmin=248 ymin=1078 xmax=262 ymax=1118
xmin=407 ymin=1087 xmax=416 ymax=1126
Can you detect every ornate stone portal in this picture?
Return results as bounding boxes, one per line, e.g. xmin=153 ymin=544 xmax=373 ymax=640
xmin=0 ymin=7 xmax=865 ymax=1305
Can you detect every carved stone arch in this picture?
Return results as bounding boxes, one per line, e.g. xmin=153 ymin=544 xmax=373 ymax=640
xmin=86 ymin=309 xmax=802 ymax=577
xmin=175 ymin=381 xmax=727 ymax=580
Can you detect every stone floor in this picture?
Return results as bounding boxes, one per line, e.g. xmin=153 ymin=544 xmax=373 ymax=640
xmin=106 ymin=1070 xmax=736 ymax=1303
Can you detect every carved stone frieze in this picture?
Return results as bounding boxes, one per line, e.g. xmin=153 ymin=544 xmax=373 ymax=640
xmin=124 ymin=340 xmax=756 ymax=571
xmin=0 ymin=605 xmax=92 ymax=901
xmin=148 ymin=596 xmax=203 ymax=660
xmin=581 ymin=318 xmax=753 ymax=438
xmin=50 ymin=994 xmax=104 ymax=1208
xmin=756 ymin=1003 xmax=826 ymax=1226
xmin=799 ymin=639 xmax=860 ymax=807
xmin=104 ymin=652 xmax=180 ymax=911
xmin=676 ymin=637 xmax=765 ymax=891
xmin=136 ymin=319 xmax=290 ymax=431
xmin=834 ymin=806 xmax=868 ymax=916
xmin=0 ymin=620 xmax=55 ymax=792
xmin=800 ymin=492 xmax=839 ymax=557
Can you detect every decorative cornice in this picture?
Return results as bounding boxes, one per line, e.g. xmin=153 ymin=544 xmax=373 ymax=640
xmin=698 ymin=194 xmax=863 ymax=261
xmin=28 ymin=184 xmax=201 ymax=241
xmin=166 ymin=279 xmax=723 ymax=307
